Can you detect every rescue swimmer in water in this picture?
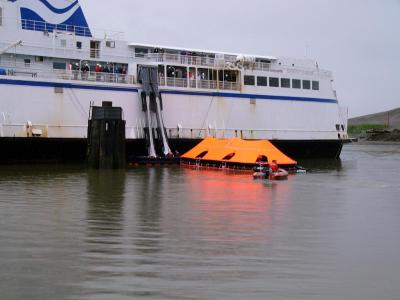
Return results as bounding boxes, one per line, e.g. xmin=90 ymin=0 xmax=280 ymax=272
xmin=253 ymin=158 xmax=289 ymax=180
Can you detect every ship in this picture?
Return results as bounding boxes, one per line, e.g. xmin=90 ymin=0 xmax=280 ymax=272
xmin=0 ymin=0 xmax=348 ymax=163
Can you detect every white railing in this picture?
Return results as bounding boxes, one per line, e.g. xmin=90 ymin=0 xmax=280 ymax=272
xmin=197 ymin=79 xmax=218 ymax=90
xmin=166 ymin=127 xmax=339 ymax=140
xmin=218 ymin=81 xmax=240 ymax=91
xmin=159 ymin=77 xmax=240 ymax=91
xmin=135 ymin=53 xmax=332 ymax=78
xmin=0 ymin=123 xmax=145 ymax=139
xmin=253 ymin=62 xmax=272 ymax=71
xmin=166 ymin=77 xmax=188 ymax=88
xmin=21 ymin=19 xmax=92 ymax=37
xmin=135 ymin=53 xmax=219 ymax=68
xmin=0 ymin=63 xmax=135 ymax=85
xmin=0 ymin=122 xmax=340 ymax=140
xmin=20 ymin=19 xmax=124 ymax=40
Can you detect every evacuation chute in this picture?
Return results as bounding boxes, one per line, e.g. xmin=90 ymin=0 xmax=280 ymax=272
xmin=138 ymin=65 xmax=171 ymax=157
xmin=182 ymin=137 xmax=297 ymax=166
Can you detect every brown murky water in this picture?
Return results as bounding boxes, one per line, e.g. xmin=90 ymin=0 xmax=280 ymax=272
xmin=0 ymin=143 xmax=399 ymax=300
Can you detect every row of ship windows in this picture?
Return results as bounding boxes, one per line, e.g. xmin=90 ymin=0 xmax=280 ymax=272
xmin=244 ymin=75 xmax=320 ymax=90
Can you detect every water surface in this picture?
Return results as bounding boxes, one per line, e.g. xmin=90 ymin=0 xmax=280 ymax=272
xmin=0 ymin=143 xmax=399 ymax=300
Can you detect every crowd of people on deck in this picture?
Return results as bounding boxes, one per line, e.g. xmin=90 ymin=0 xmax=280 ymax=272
xmin=70 ymin=62 xmax=128 ymax=82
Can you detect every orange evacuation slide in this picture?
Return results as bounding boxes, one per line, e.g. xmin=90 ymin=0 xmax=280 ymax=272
xmin=181 ymin=138 xmax=297 ymax=166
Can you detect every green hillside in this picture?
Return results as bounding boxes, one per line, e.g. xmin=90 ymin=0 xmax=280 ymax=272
xmin=349 ymin=108 xmax=400 ymax=129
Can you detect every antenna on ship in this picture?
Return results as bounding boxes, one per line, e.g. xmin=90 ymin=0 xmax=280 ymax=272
xmin=305 ymin=42 xmax=311 ymax=59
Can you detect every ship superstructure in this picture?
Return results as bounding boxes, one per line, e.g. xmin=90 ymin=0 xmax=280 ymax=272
xmin=0 ymin=0 xmax=348 ymax=161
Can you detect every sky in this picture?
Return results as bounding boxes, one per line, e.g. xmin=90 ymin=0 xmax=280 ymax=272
xmin=80 ymin=0 xmax=400 ymax=117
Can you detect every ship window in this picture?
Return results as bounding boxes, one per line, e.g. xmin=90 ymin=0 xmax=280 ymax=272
xmin=269 ymin=77 xmax=279 ymax=87
xmin=76 ymin=41 xmax=82 ymax=49
xmin=24 ymin=59 xmax=31 ymax=67
xmin=244 ymin=75 xmax=255 ymax=86
xmin=222 ymin=153 xmax=236 ymax=160
xmin=53 ymin=62 xmax=66 ymax=70
xmin=0 ymin=7 xmax=3 ymax=26
xmin=35 ymin=56 xmax=44 ymax=62
xmin=196 ymin=151 xmax=208 ymax=159
xmin=302 ymin=80 xmax=311 ymax=89
xmin=257 ymin=76 xmax=268 ymax=86
xmin=312 ymin=81 xmax=319 ymax=90
xmin=60 ymin=39 xmax=67 ymax=48
xmin=135 ymin=47 xmax=149 ymax=58
xmin=281 ymin=78 xmax=291 ymax=88
xmin=106 ymin=40 xmax=115 ymax=48
xmin=292 ymin=79 xmax=301 ymax=89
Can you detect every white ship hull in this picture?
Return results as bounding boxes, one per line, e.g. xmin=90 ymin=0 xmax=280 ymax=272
xmin=0 ymin=76 xmax=345 ymax=140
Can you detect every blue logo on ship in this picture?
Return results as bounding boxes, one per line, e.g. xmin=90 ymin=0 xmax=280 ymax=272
xmin=11 ymin=0 xmax=92 ymax=37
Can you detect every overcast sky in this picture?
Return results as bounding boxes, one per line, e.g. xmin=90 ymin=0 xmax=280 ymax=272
xmin=80 ymin=0 xmax=400 ymax=117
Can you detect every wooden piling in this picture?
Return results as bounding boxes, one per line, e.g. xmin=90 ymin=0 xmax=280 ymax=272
xmin=87 ymin=102 xmax=126 ymax=169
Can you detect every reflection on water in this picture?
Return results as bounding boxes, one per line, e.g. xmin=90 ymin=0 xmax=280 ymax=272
xmin=299 ymin=158 xmax=343 ymax=173
xmin=86 ymin=169 xmax=126 ymax=239
xmin=0 ymin=144 xmax=400 ymax=300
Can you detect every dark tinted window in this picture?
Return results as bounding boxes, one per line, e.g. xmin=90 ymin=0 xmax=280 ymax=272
xmin=292 ymin=79 xmax=301 ymax=89
xmin=269 ymin=77 xmax=279 ymax=87
xmin=135 ymin=47 xmax=149 ymax=57
xmin=53 ymin=62 xmax=66 ymax=70
xmin=281 ymin=78 xmax=290 ymax=88
xmin=244 ymin=75 xmax=255 ymax=86
xmin=312 ymin=81 xmax=319 ymax=90
xmin=257 ymin=76 xmax=267 ymax=86
xmin=302 ymin=80 xmax=311 ymax=89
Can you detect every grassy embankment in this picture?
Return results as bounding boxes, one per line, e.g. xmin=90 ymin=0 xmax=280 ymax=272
xmin=347 ymin=124 xmax=388 ymax=135
xmin=348 ymin=124 xmax=400 ymax=141
xmin=348 ymin=108 xmax=400 ymax=141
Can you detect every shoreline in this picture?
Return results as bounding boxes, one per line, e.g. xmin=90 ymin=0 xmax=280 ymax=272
xmin=347 ymin=140 xmax=400 ymax=145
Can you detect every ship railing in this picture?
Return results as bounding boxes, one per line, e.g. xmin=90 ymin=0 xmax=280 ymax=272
xmin=245 ymin=61 xmax=332 ymax=77
xmin=189 ymin=79 xmax=197 ymax=88
xmin=159 ymin=77 xmax=240 ymax=91
xmin=20 ymin=19 xmax=125 ymax=40
xmin=69 ymin=70 xmax=134 ymax=84
xmin=1 ymin=64 xmax=135 ymax=84
xmin=218 ymin=81 xmax=240 ymax=91
xmin=21 ymin=19 xmax=92 ymax=37
xmin=197 ymin=79 xmax=218 ymax=90
xmin=136 ymin=53 xmax=218 ymax=68
xmin=134 ymin=52 xmax=333 ymax=77
xmin=166 ymin=127 xmax=340 ymax=140
xmin=165 ymin=77 xmax=188 ymax=88
xmin=253 ymin=62 xmax=272 ymax=71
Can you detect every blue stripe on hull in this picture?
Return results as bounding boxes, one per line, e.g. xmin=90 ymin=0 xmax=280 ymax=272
xmin=0 ymin=78 xmax=138 ymax=92
xmin=161 ymin=89 xmax=338 ymax=104
xmin=0 ymin=78 xmax=338 ymax=104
